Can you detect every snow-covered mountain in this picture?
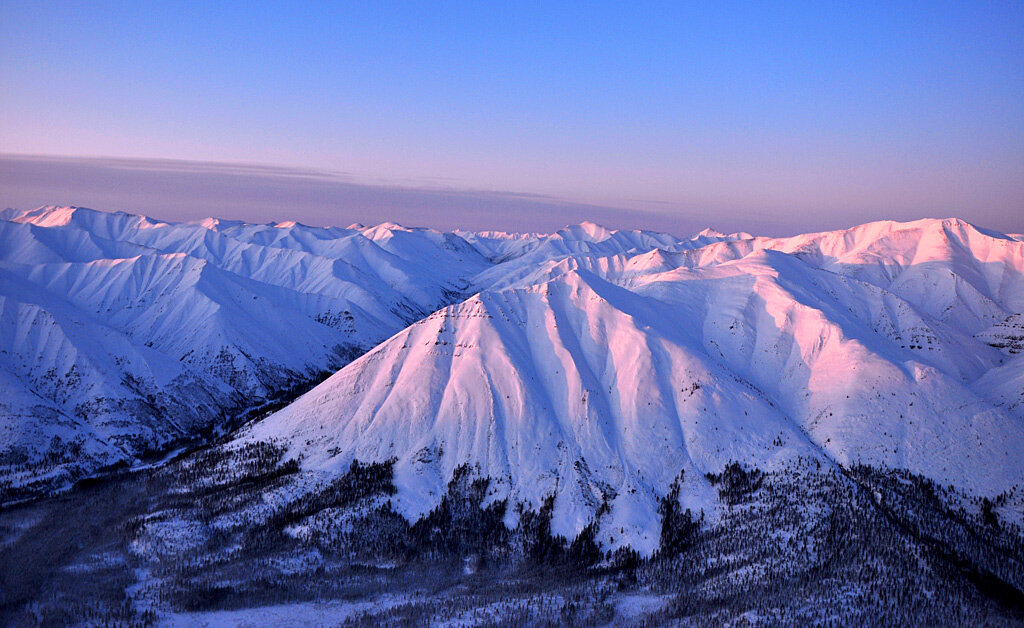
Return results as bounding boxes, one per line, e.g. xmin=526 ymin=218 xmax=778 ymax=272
xmin=0 ymin=206 xmax=715 ymax=497
xmin=241 ymin=216 xmax=1024 ymax=553
xmin=0 ymin=207 xmax=482 ymax=494
xmin=3 ymin=206 xmax=1023 ymax=553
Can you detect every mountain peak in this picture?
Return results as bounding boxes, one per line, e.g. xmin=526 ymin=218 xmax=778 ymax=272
xmin=557 ymin=221 xmax=614 ymax=242
xmin=361 ymin=221 xmax=413 ymax=241
xmin=8 ymin=205 xmax=88 ymax=227
xmin=578 ymin=220 xmax=611 ymax=239
xmin=7 ymin=205 xmax=167 ymax=231
xmin=696 ymin=227 xmax=726 ymax=238
xmin=194 ymin=216 xmax=246 ymax=231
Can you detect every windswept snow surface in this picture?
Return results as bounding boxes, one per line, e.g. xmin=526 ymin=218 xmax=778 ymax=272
xmin=4 ymin=206 xmax=1024 ymax=554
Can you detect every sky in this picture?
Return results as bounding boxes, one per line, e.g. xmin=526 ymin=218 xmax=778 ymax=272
xmin=1 ymin=1 xmax=1022 ymax=235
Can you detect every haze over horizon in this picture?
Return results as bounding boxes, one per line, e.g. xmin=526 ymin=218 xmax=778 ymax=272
xmin=2 ymin=2 xmax=1023 ymax=235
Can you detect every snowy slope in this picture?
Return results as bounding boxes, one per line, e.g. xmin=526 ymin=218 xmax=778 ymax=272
xmin=244 ymin=217 xmax=1024 ymax=553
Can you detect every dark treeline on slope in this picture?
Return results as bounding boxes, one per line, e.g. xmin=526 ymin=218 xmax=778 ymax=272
xmin=0 ymin=360 xmax=350 ymax=506
xmin=1 ymin=439 xmax=1022 ymax=626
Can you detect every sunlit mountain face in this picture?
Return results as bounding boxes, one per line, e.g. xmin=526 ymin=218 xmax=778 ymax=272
xmin=2 ymin=206 xmax=1023 ymax=625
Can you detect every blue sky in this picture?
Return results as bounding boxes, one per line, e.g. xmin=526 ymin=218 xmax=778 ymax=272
xmin=1 ymin=2 xmax=1022 ymax=234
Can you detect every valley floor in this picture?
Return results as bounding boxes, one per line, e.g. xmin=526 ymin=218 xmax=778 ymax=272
xmin=1 ymin=441 xmax=1022 ymax=626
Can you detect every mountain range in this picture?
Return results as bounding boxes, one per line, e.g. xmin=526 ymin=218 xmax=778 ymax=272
xmin=1 ymin=206 xmax=1022 ymax=552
